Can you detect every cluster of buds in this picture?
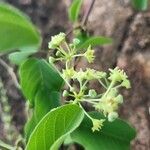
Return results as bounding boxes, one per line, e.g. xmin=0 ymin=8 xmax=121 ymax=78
xmin=48 ymin=33 xmax=131 ymax=132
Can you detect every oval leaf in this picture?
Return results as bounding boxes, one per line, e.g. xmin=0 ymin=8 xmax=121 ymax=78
xmin=78 ymin=36 xmax=113 ymax=49
xmin=24 ymin=90 xmax=61 ymax=140
xmin=68 ymin=0 xmax=83 ymax=22
xmin=71 ymin=112 xmax=136 ymax=150
xmin=19 ymin=58 xmax=64 ymax=105
xmin=25 ymin=104 xmax=84 ymax=150
xmin=0 ymin=3 xmax=41 ymax=52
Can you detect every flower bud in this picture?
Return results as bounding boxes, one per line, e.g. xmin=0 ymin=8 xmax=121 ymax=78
xmin=49 ymin=57 xmax=55 ymax=63
xmin=73 ymin=38 xmax=80 ymax=45
xmin=114 ymin=94 xmax=123 ymax=104
xmin=88 ymin=89 xmax=97 ymax=98
xmin=56 ymin=51 xmax=61 ymax=57
xmin=62 ymin=90 xmax=69 ymax=97
xmin=108 ymin=112 xmax=118 ymax=122
xmin=121 ymin=80 xmax=131 ymax=89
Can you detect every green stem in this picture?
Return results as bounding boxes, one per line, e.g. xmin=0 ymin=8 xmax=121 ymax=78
xmin=102 ymin=80 xmax=115 ymax=98
xmin=73 ymin=54 xmax=84 ymax=57
xmin=83 ymin=98 xmax=100 ymax=101
xmin=79 ymin=103 xmax=93 ymax=120
xmin=0 ymin=140 xmax=14 ymax=150
xmin=98 ymin=79 xmax=107 ymax=89
xmin=58 ymin=46 xmax=67 ymax=56
xmin=82 ymin=99 xmax=97 ymax=104
xmin=65 ymin=42 xmax=72 ymax=53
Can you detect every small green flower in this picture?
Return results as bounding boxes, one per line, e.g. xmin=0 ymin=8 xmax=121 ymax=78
xmin=84 ymin=45 xmax=95 ymax=63
xmin=95 ymin=71 xmax=107 ymax=79
xmin=85 ymin=68 xmax=96 ymax=80
xmin=109 ymin=67 xmax=130 ymax=87
xmin=62 ymin=68 xmax=76 ymax=80
xmin=48 ymin=32 xmax=66 ymax=49
xmin=121 ymin=80 xmax=131 ymax=89
xmin=108 ymin=112 xmax=118 ymax=122
xmin=92 ymin=119 xmax=105 ymax=132
xmin=73 ymin=69 xmax=86 ymax=82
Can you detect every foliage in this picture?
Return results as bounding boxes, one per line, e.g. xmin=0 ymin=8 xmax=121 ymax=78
xmin=132 ymin=0 xmax=148 ymax=11
xmin=0 ymin=2 xmax=41 ymax=64
xmin=26 ymin=104 xmax=84 ymax=150
xmin=0 ymin=1 xmax=137 ymax=150
xmin=71 ymin=112 xmax=136 ymax=150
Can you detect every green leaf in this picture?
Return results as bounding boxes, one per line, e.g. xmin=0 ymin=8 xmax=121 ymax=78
xmin=68 ymin=0 xmax=83 ymax=22
xmin=132 ymin=0 xmax=148 ymax=11
xmin=71 ymin=112 xmax=136 ymax=150
xmin=0 ymin=3 xmax=41 ymax=52
xmin=24 ymin=90 xmax=61 ymax=140
xmin=78 ymin=36 xmax=113 ymax=49
xmin=25 ymin=104 xmax=84 ymax=150
xmin=19 ymin=58 xmax=64 ymax=105
xmin=9 ymin=51 xmax=36 ymax=65
xmin=20 ymin=58 xmax=64 ymax=139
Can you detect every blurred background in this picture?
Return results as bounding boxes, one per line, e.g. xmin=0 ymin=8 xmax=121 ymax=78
xmin=0 ymin=0 xmax=150 ymax=149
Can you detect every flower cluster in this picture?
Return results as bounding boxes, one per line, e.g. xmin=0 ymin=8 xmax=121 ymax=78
xmin=48 ymin=32 xmax=65 ymax=49
xmin=48 ymin=33 xmax=131 ymax=132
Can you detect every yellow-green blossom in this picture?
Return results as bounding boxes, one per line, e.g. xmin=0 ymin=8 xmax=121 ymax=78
xmin=92 ymin=119 xmax=105 ymax=132
xmin=84 ymin=45 xmax=95 ymax=63
xmin=48 ymin=32 xmax=66 ymax=49
xmin=62 ymin=68 xmax=76 ymax=79
xmin=109 ymin=67 xmax=130 ymax=88
xmin=72 ymin=69 xmax=86 ymax=81
xmin=121 ymin=80 xmax=131 ymax=89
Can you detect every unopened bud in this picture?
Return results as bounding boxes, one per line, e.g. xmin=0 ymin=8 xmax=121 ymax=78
xmin=63 ymin=90 xmax=69 ymax=97
xmin=114 ymin=94 xmax=123 ymax=104
xmin=108 ymin=112 xmax=118 ymax=122
xmin=88 ymin=89 xmax=97 ymax=98
xmin=56 ymin=51 xmax=61 ymax=57
xmin=49 ymin=57 xmax=55 ymax=63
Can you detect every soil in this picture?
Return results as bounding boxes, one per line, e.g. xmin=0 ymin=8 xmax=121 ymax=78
xmin=0 ymin=0 xmax=150 ymax=149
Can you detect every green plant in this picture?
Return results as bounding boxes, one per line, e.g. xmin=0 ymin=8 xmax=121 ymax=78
xmin=0 ymin=1 xmax=137 ymax=150
xmin=132 ymin=0 xmax=149 ymax=11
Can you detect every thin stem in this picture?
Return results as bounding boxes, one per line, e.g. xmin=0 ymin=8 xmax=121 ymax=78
xmin=102 ymin=80 xmax=115 ymax=98
xmin=98 ymin=79 xmax=107 ymax=89
xmin=82 ymin=100 xmax=97 ymax=105
xmin=104 ymin=78 xmax=109 ymax=87
xmin=81 ymin=0 xmax=96 ymax=26
xmin=73 ymin=54 xmax=84 ymax=57
xmin=0 ymin=140 xmax=14 ymax=150
xmin=79 ymin=103 xmax=93 ymax=120
xmin=82 ymin=80 xmax=88 ymax=89
xmin=65 ymin=42 xmax=72 ymax=53
xmin=113 ymin=84 xmax=122 ymax=89
xmin=83 ymin=98 xmax=100 ymax=102
xmin=58 ymin=46 xmax=67 ymax=56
